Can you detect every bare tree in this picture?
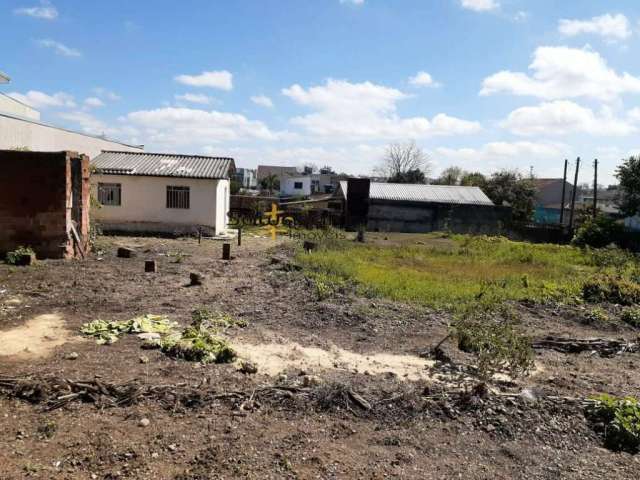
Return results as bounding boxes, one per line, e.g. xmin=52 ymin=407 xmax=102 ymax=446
xmin=376 ymin=141 xmax=431 ymax=181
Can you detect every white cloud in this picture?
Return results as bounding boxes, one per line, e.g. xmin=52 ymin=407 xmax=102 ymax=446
xmin=460 ymin=0 xmax=499 ymax=12
xmin=36 ymin=39 xmax=81 ymax=57
xmin=174 ymin=93 xmax=214 ymax=105
xmin=501 ymin=100 xmax=636 ymax=136
xmin=251 ymin=95 xmax=274 ymax=108
xmin=408 ymin=71 xmax=440 ymax=88
xmin=481 ymin=46 xmax=640 ymax=101
xmin=14 ymin=1 xmax=58 ymax=20
xmin=7 ymin=90 xmax=76 ymax=109
xmin=84 ymin=97 xmax=105 ymax=108
xmin=123 ymin=107 xmax=277 ymax=148
xmin=92 ymin=87 xmax=121 ymax=101
xmin=174 ymin=71 xmax=233 ymax=90
xmin=559 ymin=13 xmax=631 ymax=41
xmin=436 ymin=141 xmax=566 ymax=161
xmin=282 ymin=79 xmax=480 ymax=140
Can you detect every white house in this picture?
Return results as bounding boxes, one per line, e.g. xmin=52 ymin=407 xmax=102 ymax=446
xmin=92 ymin=151 xmax=235 ymax=235
xmin=280 ymin=175 xmax=311 ymax=197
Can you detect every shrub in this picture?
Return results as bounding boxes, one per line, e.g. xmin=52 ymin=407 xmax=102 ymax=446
xmin=453 ymin=314 xmax=534 ymax=381
xmin=621 ymin=307 xmax=640 ymax=328
xmin=5 ymin=246 xmax=35 ymax=265
xmin=587 ymin=394 xmax=640 ymax=453
xmin=572 ymin=215 xmax=623 ymax=249
xmin=583 ymin=307 xmax=609 ymax=324
xmin=582 ymin=275 xmax=640 ymax=305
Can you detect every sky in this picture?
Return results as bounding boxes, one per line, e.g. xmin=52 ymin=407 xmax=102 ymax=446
xmin=3 ymin=0 xmax=640 ymax=185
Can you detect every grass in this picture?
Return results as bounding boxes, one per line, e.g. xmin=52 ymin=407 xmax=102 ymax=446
xmin=296 ymin=233 xmax=639 ymax=312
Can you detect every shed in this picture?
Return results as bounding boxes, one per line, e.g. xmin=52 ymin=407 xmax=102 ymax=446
xmin=92 ymin=150 xmax=235 ymax=235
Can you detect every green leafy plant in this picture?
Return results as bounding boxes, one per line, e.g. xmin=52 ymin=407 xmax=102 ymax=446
xmin=582 ymin=275 xmax=640 ymax=305
xmin=158 ymin=320 xmax=236 ymax=364
xmin=587 ymin=394 xmax=640 ymax=453
xmin=621 ymin=307 xmax=640 ymax=328
xmin=583 ymin=307 xmax=610 ymax=324
xmin=80 ymin=314 xmax=178 ymax=344
xmin=572 ymin=215 xmax=623 ymax=249
xmin=5 ymin=246 xmax=35 ymax=265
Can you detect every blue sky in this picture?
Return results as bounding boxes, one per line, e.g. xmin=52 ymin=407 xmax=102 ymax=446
xmin=4 ymin=0 xmax=640 ymax=184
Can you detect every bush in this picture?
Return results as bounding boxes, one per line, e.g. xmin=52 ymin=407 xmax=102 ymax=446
xmin=583 ymin=307 xmax=609 ymax=324
xmin=621 ymin=307 xmax=640 ymax=328
xmin=589 ymin=246 xmax=636 ymax=269
xmin=587 ymin=394 xmax=640 ymax=453
xmin=5 ymin=246 xmax=35 ymax=265
xmin=572 ymin=215 xmax=623 ymax=249
xmin=582 ymin=275 xmax=640 ymax=305
xmin=453 ymin=314 xmax=534 ymax=381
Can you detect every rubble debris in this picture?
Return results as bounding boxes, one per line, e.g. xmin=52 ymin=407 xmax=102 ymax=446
xmin=238 ymin=360 xmax=258 ymax=374
xmin=190 ymin=273 xmax=205 ymax=286
xmin=64 ymin=352 xmax=79 ymax=361
xmin=532 ymin=335 xmax=640 ymax=357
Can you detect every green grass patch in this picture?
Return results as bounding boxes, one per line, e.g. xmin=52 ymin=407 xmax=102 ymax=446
xmin=296 ymin=234 xmax=639 ymax=312
xmin=587 ymin=394 xmax=640 ymax=453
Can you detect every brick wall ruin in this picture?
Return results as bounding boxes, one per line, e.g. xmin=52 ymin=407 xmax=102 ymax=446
xmin=0 ymin=150 xmax=90 ymax=259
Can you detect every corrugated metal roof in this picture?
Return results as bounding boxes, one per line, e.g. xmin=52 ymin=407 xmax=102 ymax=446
xmin=93 ymin=151 xmax=235 ymax=179
xmin=339 ymin=181 xmax=494 ymax=206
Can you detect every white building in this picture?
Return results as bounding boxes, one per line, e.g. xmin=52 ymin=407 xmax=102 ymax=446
xmin=92 ymin=151 xmax=235 ymax=236
xmin=0 ymin=73 xmax=142 ymax=157
xmin=280 ymin=175 xmax=311 ymax=197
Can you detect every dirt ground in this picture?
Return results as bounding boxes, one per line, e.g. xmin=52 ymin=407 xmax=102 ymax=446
xmin=1 ymin=234 xmax=639 ymax=479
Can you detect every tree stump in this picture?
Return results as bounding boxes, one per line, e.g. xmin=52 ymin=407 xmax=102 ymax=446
xmin=190 ymin=273 xmax=205 ymax=286
xmin=222 ymin=243 xmax=231 ymax=260
xmin=15 ymin=253 xmax=36 ymax=266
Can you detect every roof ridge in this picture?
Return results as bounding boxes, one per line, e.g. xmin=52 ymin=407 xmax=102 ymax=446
xmin=101 ymin=150 xmax=234 ymax=161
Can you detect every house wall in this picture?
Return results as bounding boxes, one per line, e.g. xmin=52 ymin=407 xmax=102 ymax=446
xmin=367 ymin=200 xmax=511 ymax=234
xmin=0 ymin=93 xmax=40 ymax=120
xmin=92 ymin=174 xmax=225 ymax=235
xmin=281 ymin=176 xmax=311 ymax=197
xmin=0 ymin=150 xmax=89 ymax=258
xmin=0 ymin=113 xmax=142 ymax=158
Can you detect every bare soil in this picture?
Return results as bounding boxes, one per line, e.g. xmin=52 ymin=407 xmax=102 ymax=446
xmin=0 ymin=234 xmax=639 ymax=479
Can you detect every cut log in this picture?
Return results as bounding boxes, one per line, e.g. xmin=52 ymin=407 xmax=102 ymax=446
xmin=532 ymin=335 xmax=640 ymax=357
xmin=117 ymin=247 xmax=135 ymax=258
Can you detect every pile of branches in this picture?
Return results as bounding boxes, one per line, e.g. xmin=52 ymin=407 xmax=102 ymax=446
xmin=532 ymin=336 xmax=640 ymax=357
xmin=0 ymin=375 xmax=381 ymax=415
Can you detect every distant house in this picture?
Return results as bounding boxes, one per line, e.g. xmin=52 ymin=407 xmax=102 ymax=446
xmin=281 ymin=175 xmax=311 ymax=197
xmin=92 ymin=151 xmax=235 ymax=236
xmin=256 ymin=165 xmax=299 ymax=183
xmin=337 ymin=180 xmax=510 ymax=233
xmin=533 ymin=178 xmax=575 ymax=225
xmin=235 ymin=167 xmax=257 ymax=189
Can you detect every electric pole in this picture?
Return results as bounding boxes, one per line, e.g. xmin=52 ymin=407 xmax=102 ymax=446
xmin=569 ymin=157 xmax=580 ymax=230
xmin=559 ymin=159 xmax=568 ymax=226
xmin=593 ymin=159 xmax=598 ymax=219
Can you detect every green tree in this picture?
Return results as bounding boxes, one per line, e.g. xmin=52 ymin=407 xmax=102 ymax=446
xmin=616 ymin=156 xmax=640 ymax=217
xmin=432 ymin=166 xmax=464 ymax=185
xmin=376 ymin=140 xmax=431 ymax=181
xmin=260 ymin=174 xmax=280 ymax=193
xmin=388 ymin=168 xmax=426 ymax=184
xmin=484 ymin=170 xmax=537 ymax=223
xmin=230 ymin=179 xmax=241 ymax=195
xmin=460 ymin=172 xmax=487 ymax=188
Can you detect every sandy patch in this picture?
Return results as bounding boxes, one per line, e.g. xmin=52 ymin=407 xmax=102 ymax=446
xmin=233 ymin=341 xmax=436 ymax=381
xmin=0 ymin=314 xmax=74 ymax=358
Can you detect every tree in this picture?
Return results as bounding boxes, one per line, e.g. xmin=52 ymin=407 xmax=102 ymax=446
xmin=483 ymin=170 xmax=537 ymax=224
xmin=460 ymin=172 xmax=487 ymax=188
xmin=230 ymin=179 xmax=241 ymax=195
xmin=616 ymin=156 xmax=640 ymax=217
xmin=389 ymin=168 xmax=426 ymax=184
xmin=433 ymin=166 xmax=464 ymax=185
xmin=377 ymin=140 xmax=431 ymax=182
xmin=260 ymin=174 xmax=280 ymax=194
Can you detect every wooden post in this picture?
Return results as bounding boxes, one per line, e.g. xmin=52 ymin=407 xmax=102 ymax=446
xmin=145 ymin=260 xmax=157 ymax=273
xmin=222 ymin=243 xmax=231 ymax=260
xmin=559 ymin=159 xmax=568 ymax=226
xmin=593 ymin=159 xmax=598 ymax=219
xmin=569 ymin=157 xmax=580 ymax=230
xmin=237 ymin=227 xmax=242 ymax=247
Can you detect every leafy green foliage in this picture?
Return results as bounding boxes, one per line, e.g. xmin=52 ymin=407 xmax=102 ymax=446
xmin=572 ymin=215 xmax=623 ymax=248
xmin=5 ymin=246 xmax=35 ymax=265
xmin=81 ymin=315 xmax=178 ymax=344
xmin=587 ymin=394 xmax=640 ymax=453
xmin=483 ymin=170 xmax=537 ymax=224
xmin=453 ymin=313 xmax=534 ymax=381
xmin=589 ymin=246 xmax=636 ymax=269
xmin=388 ymin=168 xmax=426 ymax=184
xmin=582 ymin=275 xmax=640 ymax=305
xmin=615 ymin=156 xmax=640 ymax=218
xmin=621 ymin=307 xmax=640 ymax=327
xmin=583 ymin=307 xmax=609 ymax=324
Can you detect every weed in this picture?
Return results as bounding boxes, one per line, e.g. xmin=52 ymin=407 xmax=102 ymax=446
xmin=621 ymin=307 xmax=640 ymax=328
xmin=5 ymin=246 xmax=35 ymax=265
xmin=307 ymin=272 xmax=346 ymax=300
xmin=37 ymin=420 xmax=57 ymax=439
xmin=81 ymin=315 xmax=178 ymax=344
xmin=582 ymin=275 xmax=640 ymax=305
xmin=159 ymin=325 xmax=236 ymax=364
xmin=587 ymin=394 xmax=640 ymax=453
xmin=191 ymin=308 xmax=247 ymax=329
xmin=452 ymin=313 xmax=534 ymax=381
xmin=583 ymin=307 xmax=610 ymax=324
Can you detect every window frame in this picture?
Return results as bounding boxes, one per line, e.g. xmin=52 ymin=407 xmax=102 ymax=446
xmin=293 ymin=181 xmax=304 ymax=190
xmin=97 ymin=182 xmax=122 ymax=206
xmin=166 ymin=185 xmax=191 ymax=209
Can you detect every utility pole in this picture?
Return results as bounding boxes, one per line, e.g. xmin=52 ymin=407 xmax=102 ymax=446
xmin=569 ymin=157 xmax=580 ymax=230
xmin=559 ymin=159 xmax=568 ymax=226
xmin=593 ymin=159 xmax=598 ymax=219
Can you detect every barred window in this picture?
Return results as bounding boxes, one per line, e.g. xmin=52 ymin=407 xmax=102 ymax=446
xmin=166 ymin=186 xmax=190 ymax=209
xmin=98 ymin=183 xmax=121 ymax=206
